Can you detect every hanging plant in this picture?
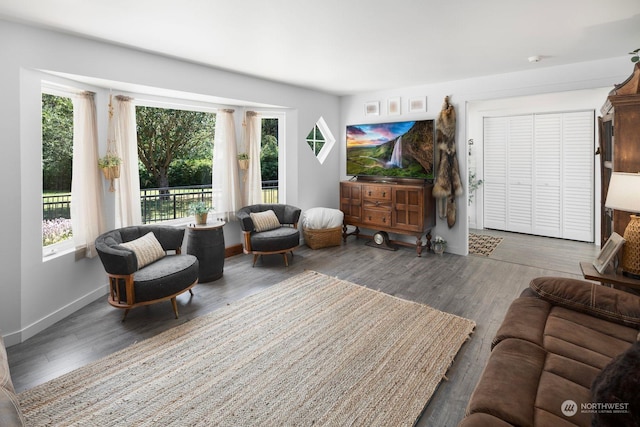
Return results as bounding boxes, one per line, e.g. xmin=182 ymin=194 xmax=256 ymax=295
xmin=237 ymin=153 xmax=249 ymax=170
xmin=630 ymin=49 xmax=640 ymax=63
xmin=98 ymin=154 xmax=122 ymax=180
xmin=101 ymin=95 xmax=122 ymax=192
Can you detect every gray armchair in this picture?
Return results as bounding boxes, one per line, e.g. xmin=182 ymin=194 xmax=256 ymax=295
xmin=95 ymin=225 xmax=199 ymax=320
xmin=236 ymin=204 xmax=301 ymax=266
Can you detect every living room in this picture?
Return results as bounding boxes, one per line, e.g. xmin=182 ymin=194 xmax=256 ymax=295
xmin=1 ymin=1 xmax=640 ymax=425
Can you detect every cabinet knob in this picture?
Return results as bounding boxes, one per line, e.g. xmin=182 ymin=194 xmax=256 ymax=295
xmin=368 ymin=216 xmax=372 ymax=221
xmin=368 ymin=191 xmax=372 ymax=196
xmin=382 ymin=217 xmax=386 ymax=223
xmin=382 ymin=192 xmax=386 ymax=197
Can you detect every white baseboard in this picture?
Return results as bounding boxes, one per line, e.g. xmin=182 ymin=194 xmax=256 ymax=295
xmin=3 ymin=284 xmax=108 ymax=346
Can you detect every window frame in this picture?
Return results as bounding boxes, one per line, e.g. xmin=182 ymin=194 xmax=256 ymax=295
xmin=305 ymin=117 xmax=335 ymax=165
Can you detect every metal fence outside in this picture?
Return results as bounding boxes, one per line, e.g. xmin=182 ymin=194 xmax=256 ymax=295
xmin=42 ymin=181 xmax=279 ymax=224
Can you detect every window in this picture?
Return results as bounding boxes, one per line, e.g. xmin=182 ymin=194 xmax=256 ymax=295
xmin=304 ymin=117 xmax=335 ymax=164
xmin=261 ymin=117 xmax=279 ymax=203
xmin=135 ymin=105 xmax=216 ymax=223
xmin=306 ymin=125 xmax=325 ymax=156
xmin=41 ymin=92 xmax=73 ymax=250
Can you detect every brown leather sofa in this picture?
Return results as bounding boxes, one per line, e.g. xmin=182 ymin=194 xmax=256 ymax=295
xmin=459 ymin=277 xmax=640 ymax=427
xmin=0 ymin=336 xmax=25 ymax=426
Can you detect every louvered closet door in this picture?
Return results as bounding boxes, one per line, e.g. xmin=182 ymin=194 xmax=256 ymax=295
xmin=533 ymin=114 xmax=562 ymax=237
xmin=483 ymin=111 xmax=594 ymax=242
xmin=562 ymin=111 xmax=594 ymax=242
xmin=506 ymin=116 xmax=534 ymax=233
xmin=483 ymin=117 xmax=507 ymax=229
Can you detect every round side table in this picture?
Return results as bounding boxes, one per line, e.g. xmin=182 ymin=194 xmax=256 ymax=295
xmin=187 ymin=221 xmax=226 ymax=282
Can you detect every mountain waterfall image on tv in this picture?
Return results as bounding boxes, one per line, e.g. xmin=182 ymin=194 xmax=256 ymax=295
xmin=346 ymin=119 xmax=434 ymax=179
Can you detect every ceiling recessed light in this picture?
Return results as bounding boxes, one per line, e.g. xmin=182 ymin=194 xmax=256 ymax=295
xmin=528 ymin=56 xmax=541 ymax=63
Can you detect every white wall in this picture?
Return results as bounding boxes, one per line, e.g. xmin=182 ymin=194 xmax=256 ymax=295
xmin=340 ymin=57 xmax=632 ymax=255
xmin=0 ymin=20 xmax=340 ymax=345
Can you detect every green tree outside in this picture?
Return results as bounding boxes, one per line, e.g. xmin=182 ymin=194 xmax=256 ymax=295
xmin=42 ymin=93 xmax=73 ymax=192
xmin=136 ymin=106 xmax=215 ymax=189
xmin=261 ymin=118 xmax=279 ymax=181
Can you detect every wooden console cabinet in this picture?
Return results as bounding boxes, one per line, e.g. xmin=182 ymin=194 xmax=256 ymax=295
xmin=340 ymin=180 xmax=436 ymax=256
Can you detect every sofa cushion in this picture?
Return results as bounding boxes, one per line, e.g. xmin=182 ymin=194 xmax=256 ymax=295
xmin=530 ymin=277 xmax=640 ymax=328
xmin=250 ymin=227 xmax=299 ymax=252
xmin=543 ymin=307 xmax=637 ymax=370
xmin=467 ymin=338 xmax=595 ymax=427
xmin=250 ymin=210 xmax=281 ymax=232
xmin=131 ymin=255 xmax=199 ymax=303
xmin=466 ymin=338 xmax=547 ymax=426
xmin=120 ymin=232 xmax=165 ymax=269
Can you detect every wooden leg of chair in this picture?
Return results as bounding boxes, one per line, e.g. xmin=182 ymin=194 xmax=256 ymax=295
xmin=252 ymin=254 xmax=259 ymax=267
xmin=189 ymin=289 xmax=193 ymax=296
xmin=121 ymin=309 xmax=130 ymax=322
xmin=283 ymin=253 xmax=289 ymax=267
xmin=171 ymin=297 xmax=179 ymax=319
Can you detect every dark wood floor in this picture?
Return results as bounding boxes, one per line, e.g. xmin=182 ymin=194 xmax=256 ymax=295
xmin=7 ymin=229 xmax=599 ymax=426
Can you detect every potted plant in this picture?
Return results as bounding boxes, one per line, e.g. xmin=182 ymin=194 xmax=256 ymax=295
xmin=468 ymin=171 xmax=484 ymax=205
xmin=237 ymin=153 xmax=249 ymax=170
xmin=98 ymin=154 xmax=122 ymax=180
xmin=189 ymin=201 xmax=210 ymax=225
xmin=433 ymin=236 xmax=446 ymax=255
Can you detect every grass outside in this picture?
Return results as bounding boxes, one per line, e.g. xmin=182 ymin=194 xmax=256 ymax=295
xmin=42 ymin=188 xmax=278 ymax=246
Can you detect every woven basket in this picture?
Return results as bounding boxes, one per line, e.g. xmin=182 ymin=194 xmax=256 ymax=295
xmin=303 ymin=226 xmax=342 ymax=249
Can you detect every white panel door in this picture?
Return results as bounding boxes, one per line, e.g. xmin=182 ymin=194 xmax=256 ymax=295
xmin=562 ymin=111 xmax=594 ymax=242
xmin=483 ymin=117 xmax=507 ymax=230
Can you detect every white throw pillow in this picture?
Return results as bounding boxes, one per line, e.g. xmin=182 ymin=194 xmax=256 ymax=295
xmin=250 ymin=210 xmax=281 ymax=232
xmin=120 ymin=232 xmax=166 ymax=269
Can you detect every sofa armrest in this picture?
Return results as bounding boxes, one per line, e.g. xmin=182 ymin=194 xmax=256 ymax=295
xmin=96 ymin=243 xmax=138 ymax=275
xmin=0 ymin=336 xmax=26 ymax=426
xmin=491 ymin=296 xmax=551 ymax=350
xmin=280 ymin=205 xmax=301 ymax=226
xmin=236 ymin=210 xmax=254 ymax=232
xmin=530 ymin=277 xmax=640 ymax=328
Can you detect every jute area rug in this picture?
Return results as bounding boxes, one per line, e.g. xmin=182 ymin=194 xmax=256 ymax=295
xmin=469 ymin=233 xmax=504 ymax=256
xmin=19 ymin=271 xmax=475 ymax=426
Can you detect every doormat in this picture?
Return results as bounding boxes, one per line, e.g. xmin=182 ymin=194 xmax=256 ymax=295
xmin=469 ymin=233 xmax=503 ymax=256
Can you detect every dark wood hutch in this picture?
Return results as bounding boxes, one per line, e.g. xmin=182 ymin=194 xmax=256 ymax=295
xmin=599 ymin=63 xmax=640 ymax=244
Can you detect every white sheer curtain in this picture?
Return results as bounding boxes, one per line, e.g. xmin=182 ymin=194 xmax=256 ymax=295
xmin=70 ymin=91 xmax=105 ymax=258
xmin=212 ymin=109 xmax=241 ymax=220
xmin=113 ymin=95 xmax=142 ymax=227
xmin=244 ymin=111 xmax=262 ymax=205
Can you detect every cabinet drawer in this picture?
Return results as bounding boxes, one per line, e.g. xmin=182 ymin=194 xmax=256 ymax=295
xmin=363 ymin=185 xmax=392 ymax=201
xmin=363 ymin=199 xmax=392 ymax=209
xmin=363 ymin=208 xmax=391 ymax=226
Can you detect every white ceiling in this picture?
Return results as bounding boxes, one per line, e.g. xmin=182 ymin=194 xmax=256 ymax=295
xmin=2 ymin=0 xmax=640 ymax=96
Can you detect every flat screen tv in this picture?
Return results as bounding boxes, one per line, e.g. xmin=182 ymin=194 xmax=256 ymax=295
xmin=346 ymin=119 xmax=434 ymax=180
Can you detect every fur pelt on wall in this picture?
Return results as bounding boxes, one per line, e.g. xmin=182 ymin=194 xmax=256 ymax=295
xmin=433 ymin=96 xmax=463 ymax=228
